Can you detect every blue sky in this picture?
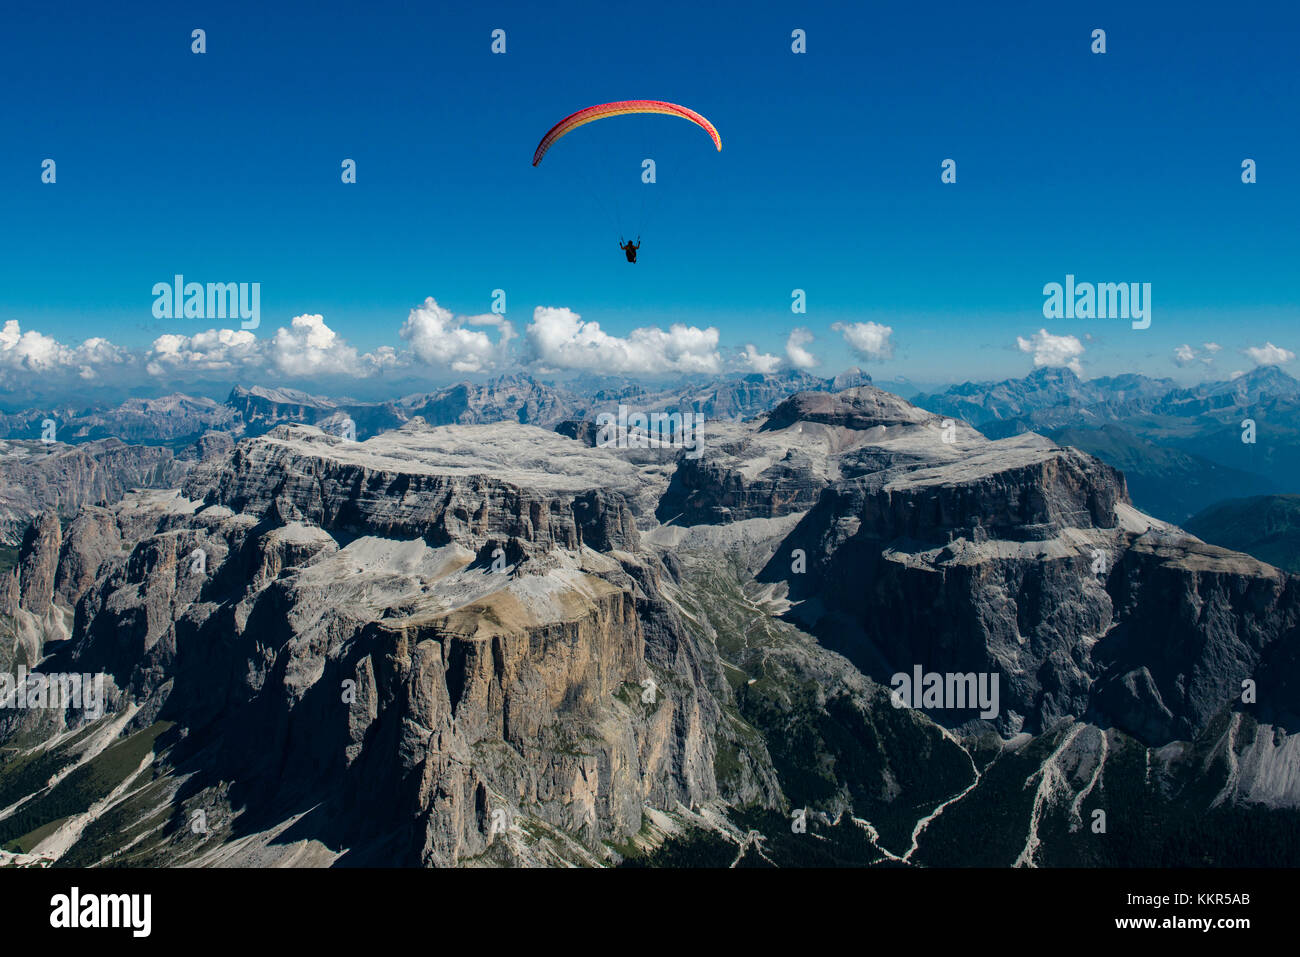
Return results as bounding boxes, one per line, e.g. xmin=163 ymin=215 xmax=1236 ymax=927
xmin=2 ymin=0 xmax=1298 ymax=397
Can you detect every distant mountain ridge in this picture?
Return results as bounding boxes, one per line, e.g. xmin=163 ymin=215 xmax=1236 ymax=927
xmin=915 ymin=366 xmax=1300 ymax=522
xmin=916 ymin=365 xmax=1300 ymax=434
xmin=9 ymin=363 xmax=1300 ymax=531
xmin=0 ymin=369 xmax=875 ymax=446
xmin=0 ymin=370 xmax=875 ymax=544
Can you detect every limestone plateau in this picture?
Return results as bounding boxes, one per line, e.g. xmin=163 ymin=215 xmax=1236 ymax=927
xmin=2 ymin=385 xmax=1298 ymax=867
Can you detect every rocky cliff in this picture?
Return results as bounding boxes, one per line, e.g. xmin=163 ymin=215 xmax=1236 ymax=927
xmin=2 ymin=420 xmax=754 ymax=865
xmin=0 ymin=438 xmax=187 ymax=545
xmin=751 ymin=390 xmax=1300 ymax=747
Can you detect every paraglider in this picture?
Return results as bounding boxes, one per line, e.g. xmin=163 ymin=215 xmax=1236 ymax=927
xmin=532 ymin=100 xmax=720 ymax=261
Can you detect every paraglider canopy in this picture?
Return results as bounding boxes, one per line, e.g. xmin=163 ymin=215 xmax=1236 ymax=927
xmin=532 ymin=100 xmax=721 ymax=166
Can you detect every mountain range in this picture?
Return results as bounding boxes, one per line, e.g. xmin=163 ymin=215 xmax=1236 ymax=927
xmin=3 ymin=382 xmax=1298 ymax=867
xmin=0 ymin=371 xmax=870 ymax=548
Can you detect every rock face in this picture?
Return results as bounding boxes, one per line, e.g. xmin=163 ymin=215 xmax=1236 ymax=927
xmin=16 ymin=511 xmax=60 ymax=616
xmin=750 ymin=391 xmax=1300 ymax=745
xmin=657 ymin=446 xmax=825 ymax=525
xmin=227 ymin=385 xmax=409 ymax=438
xmin=53 ymin=507 xmax=125 ymax=607
xmin=671 ymin=370 xmax=856 ymax=420
xmin=658 ymin=386 xmax=987 ymax=526
xmin=554 ymin=419 xmax=598 ymax=446
xmin=760 ymin=386 xmax=929 ymax=432
xmin=831 ymin=444 xmax=1126 ymax=544
xmin=0 ymin=438 xmax=188 ymax=545
xmin=405 ymin=375 xmax=578 ymax=428
xmin=183 ymin=423 xmax=642 ymax=554
xmin=10 ymin=419 xmax=745 ymax=865
xmin=180 ymin=430 xmax=236 ymax=463
xmin=7 ymin=383 xmax=1300 ymax=867
xmin=1091 ymin=537 xmax=1300 ymax=743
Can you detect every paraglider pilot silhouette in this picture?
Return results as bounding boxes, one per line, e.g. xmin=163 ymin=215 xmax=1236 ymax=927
xmin=531 ymin=101 xmax=721 ymax=264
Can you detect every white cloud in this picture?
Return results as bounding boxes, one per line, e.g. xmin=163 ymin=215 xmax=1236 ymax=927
xmin=740 ymin=344 xmax=782 ymax=374
xmin=1016 ymin=328 xmax=1084 ymax=375
xmin=269 ymin=314 xmax=397 ymax=378
xmin=0 ymin=320 xmax=127 ymax=381
xmin=400 ymin=298 xmax=515 ymax=373
xmin=1175 ymin=342 xmax=1221 ymax=367
xmin=525 ymin=306 xmax=721 ymax=374
xmin=1244 ymin=342 xmax=1295 ymax=367
xmin=785 ymin=328 xmax=818 ymax=371
xmin=147 ymin=315 xmax=393 ymax=380
xmin=72 ymin=338 xmax=128 ymax=380
xmin=833 ymin=321 xmax=894 ymax=361
xmin=146 ymin=328 xmax=262 ymax=376
xmin=0 ymin=321 xmax=67 ymax=372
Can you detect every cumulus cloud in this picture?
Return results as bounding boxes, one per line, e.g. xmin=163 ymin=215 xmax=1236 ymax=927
xmin=833 ymin=321 xmax=894 ymax=361
xmin=269 ymin=314 xmax=398 ymax=378
xmin=785 ymin=328 xmax=818 ymax=371
xmin=525 ymin=306 xmax=721 ymax=374
xmin=1016 ymin=328 xmax=1084 ymax=375
xmin=1203 ymin=342 xmax=1222 ymax=354
xmin=400 ymin=297 xmax=515 ymax=373
xmin=0 ymin=321 xmax=69 ymax=373
xmin=71 ymin=338 xmax=129 ymax=379
xmin=740 ymin=344 xmax=782 ymax=374
xmin=1173 ymin=343 xmax=1197 ymax=366
xmin=148 ymin=315 xmax=395 ymax=380
xmin=146 ymin=328 xmax=262 ymax=377
xmin=1244 ymin=342 xmax=1295 ymax=367
xmin=0 ymin=320 xmax=127 ymax=381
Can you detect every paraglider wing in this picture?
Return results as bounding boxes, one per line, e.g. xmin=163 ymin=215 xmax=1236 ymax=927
xmin=532 ymin=100 xmax=721 ymax=166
